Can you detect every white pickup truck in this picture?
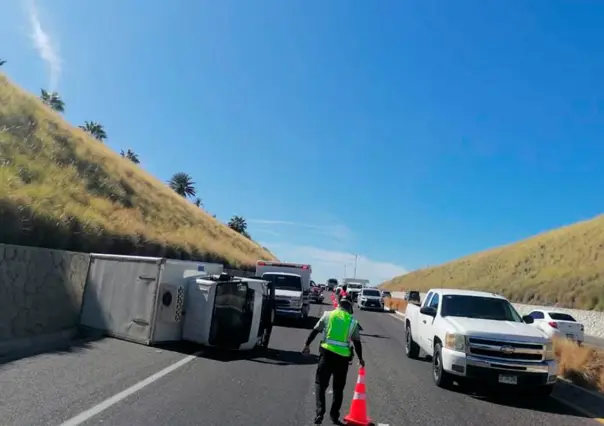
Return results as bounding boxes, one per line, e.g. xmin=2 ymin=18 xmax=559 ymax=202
xmin=404 ymin=288 xmax=558 ymax=397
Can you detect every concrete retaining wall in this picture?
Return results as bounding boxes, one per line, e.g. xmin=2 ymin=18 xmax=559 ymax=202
xmin=390 ymin=291 xmax=604 ymax=338
xmin=0 ymin=244 xmax=90 ymax=354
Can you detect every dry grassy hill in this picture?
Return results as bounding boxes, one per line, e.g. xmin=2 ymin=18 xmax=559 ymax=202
xmin=0 ymin=73 xmax=276 ymax=269
xmin=381 ymin=215 xmax=604 ymax=311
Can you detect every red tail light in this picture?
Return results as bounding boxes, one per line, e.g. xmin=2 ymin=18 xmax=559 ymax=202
xmin=258 ymin=261 xmax=266 ymax=266
xmin=548 ymin=321 xmax=558 ymax=328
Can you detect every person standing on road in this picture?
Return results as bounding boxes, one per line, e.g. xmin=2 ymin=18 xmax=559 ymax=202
xmin=302 ymin=296 xmax=365 ymax=425
xmin=337 ymin=285 xmax=348 ymax=302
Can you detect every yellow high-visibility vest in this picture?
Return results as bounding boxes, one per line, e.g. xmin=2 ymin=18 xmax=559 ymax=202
xmin=320 ymin=309 xmax=358 ymax=357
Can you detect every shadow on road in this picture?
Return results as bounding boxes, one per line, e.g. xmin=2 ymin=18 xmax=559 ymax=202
xmin=153 ymin=342 xmax=319 ymax=366
xmin=478 ymin=392 xmax=590 ymax=418
xmin=0 ymin=330 xmax=104 ymax=368
xmin=443 ymin=381 xmax=592 ymax=418
xmin=360 ymin=333 xmax=390 ymax=340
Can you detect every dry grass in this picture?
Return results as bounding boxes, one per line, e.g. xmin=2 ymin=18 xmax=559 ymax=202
xmin=555 ymin=337 xmax=604 ymax=393
xmin=0 ymin=73 xmax=277 ymax=269
xmin=383 ymin=297 xmax=408 ymax=312
xmin=386 ymin=297 xmax=604 ymax=393
xmin=381 ymin=215 xmax=604 ymax=310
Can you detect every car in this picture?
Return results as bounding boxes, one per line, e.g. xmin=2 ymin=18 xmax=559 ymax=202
xmin=309 ymin=281 xmax=324 ymax=304
xmin=404 ymin=288 xmax=557 ymax=397
xmin=527 ymin=310 xmax=585 ymax=345
xmin=357 ymin=288 xmax=384 ymax=311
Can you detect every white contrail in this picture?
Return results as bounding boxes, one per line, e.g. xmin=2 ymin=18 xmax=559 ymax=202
xmin=25 ymin=0 xmax=61 ymax=91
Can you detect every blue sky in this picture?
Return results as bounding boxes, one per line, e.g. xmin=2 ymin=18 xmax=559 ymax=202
xmin=2 ymin=0 xmax=604 ymax=285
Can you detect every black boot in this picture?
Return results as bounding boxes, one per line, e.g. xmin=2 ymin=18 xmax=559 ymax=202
xmin=314 ymin=414 xmax=324 ymax=424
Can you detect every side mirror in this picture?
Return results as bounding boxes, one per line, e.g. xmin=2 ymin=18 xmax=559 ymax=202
xmin=420 ymin=306 xmax=437 ymax=317
xmin=522 ymin=315 xmax=534 ymax=324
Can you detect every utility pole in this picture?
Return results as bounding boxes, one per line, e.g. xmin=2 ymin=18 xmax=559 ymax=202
xmin=353 ymin=253 xmax=358 ymax=279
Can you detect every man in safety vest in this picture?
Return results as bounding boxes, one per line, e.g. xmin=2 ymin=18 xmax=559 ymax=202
xmin=302 ymin=296 xmax=365 ymax=425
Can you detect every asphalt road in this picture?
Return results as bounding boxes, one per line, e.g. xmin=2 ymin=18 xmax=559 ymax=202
xmin=0 ymin=303 xmax=597 ymax=426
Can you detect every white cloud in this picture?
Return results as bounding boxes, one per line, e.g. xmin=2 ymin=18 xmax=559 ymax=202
xmin=249 ymin=219 xmax=353 ymax=242
xmin=265 ymin=243 xmax=408 ymax=286
xmin=25 ymin=0 xmax=61 ymax=91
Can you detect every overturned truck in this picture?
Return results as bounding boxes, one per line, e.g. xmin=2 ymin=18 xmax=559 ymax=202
xmin=79 ymin=254 xmax=275 ymax=351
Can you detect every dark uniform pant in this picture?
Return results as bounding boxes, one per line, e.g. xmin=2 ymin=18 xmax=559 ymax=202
xmin=315 ymin=346 xmax=350 ymax=419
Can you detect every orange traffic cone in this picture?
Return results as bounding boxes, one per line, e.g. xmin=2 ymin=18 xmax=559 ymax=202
xmin=344 ymin=367 xmax=372 ymax=426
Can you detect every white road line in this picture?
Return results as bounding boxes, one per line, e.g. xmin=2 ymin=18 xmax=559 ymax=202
xmin=59 ymin=352 xmax=202 ymax=426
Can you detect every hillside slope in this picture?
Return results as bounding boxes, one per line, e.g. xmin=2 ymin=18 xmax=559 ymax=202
xmin=381 ymin=215 xmax=604 ymax=310
xmin=0 ymin=74 xmax=276 ymax=269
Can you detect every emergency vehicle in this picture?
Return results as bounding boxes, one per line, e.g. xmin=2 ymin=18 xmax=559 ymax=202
xmin=256 ymin=261 xmax=312 ymax=322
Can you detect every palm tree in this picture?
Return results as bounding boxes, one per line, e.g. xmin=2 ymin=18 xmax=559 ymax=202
xmin=228 ymin=215 xmax=248 ymax=235
xmin=168 ymin=172 xmax=196 ymax=198
xmin=0 ymin=59 xmax=6 ymax=67
xmin=79 ymin=121 xmax=107 ymax=142
xmin=120 ymin=149 xmax=140 ymax=164
xmin=193 ymin=197 xmax=203 ymax=208
xmin=40 ymin=89 xmax=65 ymax=112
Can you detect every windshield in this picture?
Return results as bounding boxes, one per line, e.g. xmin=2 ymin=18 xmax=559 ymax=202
xmin=440 ymin=295 xmax=522 ymax=322
xmin=382 ymin=291 xmax=391 ymax=297
xmin=348 ymin=284 xmax=362 ymax=290
xmin=362 ymin=289 xmax=381 ymax=297
xmin=549 ymin=312 xmax=576 ymax=322
xmin=262 ymin=274 xmax=302 ymax=291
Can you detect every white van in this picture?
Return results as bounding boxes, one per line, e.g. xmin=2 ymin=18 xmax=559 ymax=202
xmin=256 ymin=261 xmax=312 ymax=322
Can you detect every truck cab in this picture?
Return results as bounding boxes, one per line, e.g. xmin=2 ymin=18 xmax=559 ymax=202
xmin=404 ymin=288 xmax=558 ymax=397
xmin=256 ymin=261 xmax=311 ymax=322
xmin=342 ymin=278 xmax=370 ymax=302
xmin=327 ymin=278 xmax=338 ymax=292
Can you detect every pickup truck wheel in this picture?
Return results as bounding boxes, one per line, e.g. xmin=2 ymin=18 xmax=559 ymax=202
xmin=405 ymin=324 xmax=420 ymax=358
xmin=433 ymin=343 xmax=453 ymax=388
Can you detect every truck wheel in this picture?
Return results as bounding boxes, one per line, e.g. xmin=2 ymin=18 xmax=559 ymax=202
xmin=433 ymin=343 xmax=453 ymax=388
xmin=405 ymin=324 xmax=420 ymax=359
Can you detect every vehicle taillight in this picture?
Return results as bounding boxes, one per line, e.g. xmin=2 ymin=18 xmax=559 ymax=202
xmin=581 ymin=325 xmax=584 ymax=331
xmin=548 ymin=321 xmax=558 ymax=329
xmin=301 ymin=265 xmax=309 ymax=269
xmin=258 ymin=261 xmax=266 ymax=266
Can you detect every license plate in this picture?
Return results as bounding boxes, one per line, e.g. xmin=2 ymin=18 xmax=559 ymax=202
xmin=498 ymin=374 xmax=517 ymax=385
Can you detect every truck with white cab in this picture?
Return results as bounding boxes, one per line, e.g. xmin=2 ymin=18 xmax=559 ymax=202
xmin=79 ymin=254 xmax=276 ymax=351
xmin=404 ymin=288 xmax=557 ymax=396
xmin=256 ymin=261 xmax=311 ymax=322
xmin=342 ymin=278 xmax=369 ymax=302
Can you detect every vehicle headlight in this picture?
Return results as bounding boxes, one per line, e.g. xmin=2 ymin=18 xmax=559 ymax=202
xmin=444 ymin=332 xmax=467 ymax=353
xmin=544 ymin=341 xmax=555 ymax=361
